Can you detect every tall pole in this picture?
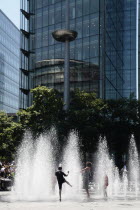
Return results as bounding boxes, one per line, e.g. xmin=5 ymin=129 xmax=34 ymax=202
xmin=52 ymin=0 xmax=77 ymax=111
xmin=64 ymin=0 xmax=70 ymax=111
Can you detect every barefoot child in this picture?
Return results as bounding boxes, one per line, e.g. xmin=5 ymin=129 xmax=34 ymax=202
xmin=82 ymin=162 xmax=92 ymax=198
xmin=103 ymin=175 xmax=109 ymax=197
xmin=55 ymin=166 xmax=72 ymax=201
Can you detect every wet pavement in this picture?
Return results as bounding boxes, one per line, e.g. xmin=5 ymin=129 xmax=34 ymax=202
xmin=0 ymin=191 xmax=140 ymax=210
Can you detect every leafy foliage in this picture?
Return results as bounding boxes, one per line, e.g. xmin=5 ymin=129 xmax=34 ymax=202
xmin=1 ymin=86 xmax=140 ymax=165
xmin=0 ymin=112 xmax=23 ymax=160
xmin=18 ymin=86 xmax=63 ymax=136
xmin=66 ymin=90 xmax=107 ymax=152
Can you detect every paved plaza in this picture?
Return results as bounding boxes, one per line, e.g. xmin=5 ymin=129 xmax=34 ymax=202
xmin=0 ymin=191 xmax=140 ymax=210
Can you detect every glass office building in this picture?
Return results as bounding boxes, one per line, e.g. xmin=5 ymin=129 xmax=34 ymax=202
xmin=105 ymin=0 xmax=124 ymax=99
xmin=122 ymin=0 xmax=137 ymax=98
xmin=20 ymin=0 xmax=139 ymax=109
xmin=0 ymin=10 xmax=20 ymax=113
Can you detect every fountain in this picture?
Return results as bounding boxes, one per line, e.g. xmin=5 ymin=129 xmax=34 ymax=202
xmin=11 ymin=131 xmax=140 ymax=201
xmin=13 ymin=131 xmax=55 ymax=201
xmin=13 ymin=132 xmax=34 ymax=200
xmin=12 ymin=130 xmax=82 ymax=201
xmin=121 ymin=165 xmax=128 ymax=197
xmin=95 ymin=136 xmax=119 ymax=197
xmin=128 ymin=134 xmax=140 ymax=197
xmin=62 ymin=131 xmax=82 ymax=200
xmin=95 ymin=135 xmax=140 ymax=199
xmin=113 ymin=166 xmax=121 ymax=196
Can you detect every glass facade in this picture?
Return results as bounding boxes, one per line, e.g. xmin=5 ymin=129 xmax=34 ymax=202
xmin=0 ymin=10 xmax=20 ymax=113
xmin=34 ymin=0 xmax=100 ymax=91
xmin=20 ymin=0 xmax=139 ymax=109
xmin=105 ymin=0 xmax=137 ymax=99
xmin=123 ymin=0 xmax=137 ymax=98
xmin=105 ymin=0 xmax=124 ymax=99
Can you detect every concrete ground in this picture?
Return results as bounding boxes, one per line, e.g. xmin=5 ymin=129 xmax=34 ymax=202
xmin=0 ymin=191 xmax=140 ymax=210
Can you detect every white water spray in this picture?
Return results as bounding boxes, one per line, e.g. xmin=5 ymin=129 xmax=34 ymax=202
xmin=12 ymin=132 xmax=140 ymax=201
xmin=129 ymin=135 xmax=140 ymax=197
xmin=62 ymin=131 xmax=82 ymax=199
xmin=95 ymin=137 xmax=125 ymax=197
xmin=14 ymin=132 xmax=54 ymax=201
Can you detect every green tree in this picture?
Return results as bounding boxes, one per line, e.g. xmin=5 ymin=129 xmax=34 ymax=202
xmin=0 ymin=112 xmax=23 ymax=160
xmin=17 ymin=86 xmax=140 ymax=164
xmin=102 ymin=98 xmax=139 ymax=167
xmin=18 ymin=86 xmax=63 ymax=136
xmin=65 ymin=90 xmax=107 ymax=153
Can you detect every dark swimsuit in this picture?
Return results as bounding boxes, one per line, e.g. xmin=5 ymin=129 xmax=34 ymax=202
xmin=55 ymin=171 xmax=67 ymax=190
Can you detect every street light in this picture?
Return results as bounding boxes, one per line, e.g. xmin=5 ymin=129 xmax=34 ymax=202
xmin=52 ymin=0 xmax=77 ymax=111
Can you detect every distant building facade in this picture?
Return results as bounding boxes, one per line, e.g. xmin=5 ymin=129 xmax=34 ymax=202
xmin=20 ymin=0 xmax=139 ymax=109
xmin=0 ymin=10 xmax=20 ymax=113
xmin=105 ymin=0 xmax=138 ymax=99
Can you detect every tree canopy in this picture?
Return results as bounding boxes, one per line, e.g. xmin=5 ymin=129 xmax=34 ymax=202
xmin=0 ymin=112 xmax=23 ymax=160
xmin=18 ymin=86 xmax=63 ymax=136
xmin=1 ymin=86 xmax=140 ymax=164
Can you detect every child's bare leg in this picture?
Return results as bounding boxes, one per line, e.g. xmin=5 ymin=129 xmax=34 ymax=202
xmin=65 ymin=180 xmax=72 ymax=187
xmin=105 ymin=189 xmax=107 ymax=197
xmin=103 ymin=187 xmax=107 ymax=198
xmin=86 ymin=188 xmax=90 ymax=198
xmin=59 ymin=189 xmax=61 ymax=201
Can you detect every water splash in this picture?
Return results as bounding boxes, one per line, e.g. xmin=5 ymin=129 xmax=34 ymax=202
xmin=95 ymin=135 xmax=140 ymax=198
xmin=121 ymin=166 xmax=128 ymax=197
xmin=13 ymin=131 xmax=54 ymax=201
xmin=113 ymin=167 xmax=121 ymax=196
xmin=95 ymin=137 xmax=121 ymax=197
xmin=62 ymin=131 xmax=82 ymax=199
xmin=129 ymin=135 xmax=140 ymax=197
xmin=11 ymin=132 xmax=140 ymax=201
xmin=13 ymin=131 xmax=34 ymax=200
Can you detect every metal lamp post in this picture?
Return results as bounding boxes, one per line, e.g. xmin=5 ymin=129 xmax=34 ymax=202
xmin=52 ymin=0 xmax=77 ymax=111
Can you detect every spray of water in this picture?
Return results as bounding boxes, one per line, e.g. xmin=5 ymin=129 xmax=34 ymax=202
xmin=13 ymin=131 xmax=54 ymax=201
xmin=129 ymin=135 xmax=140 ymax=197
xmin=121 ymin=166 xmax=128 ymax=197
xmin=12 ymin=131 xmax=140 ymax=201
xmin=13 ymin=131 xmax=34 ymax=200
xmin=95 ymin=136 xmax=121 ymax=197
xmin=95 ymin=135 xmax=140 ymax=198
xmin=62 ymin=131 xmax=82 ymax=200
xmin=113 ymin=167 xmax=121 ymax=196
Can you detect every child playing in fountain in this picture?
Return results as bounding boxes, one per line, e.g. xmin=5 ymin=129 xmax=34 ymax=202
xmin=55 ymin=166 xmax=72 ymax=202
xmin=81 ymin=162 xmax=92 ymax=198
xmin=103 ymin=174 xmax=109 ymax=198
